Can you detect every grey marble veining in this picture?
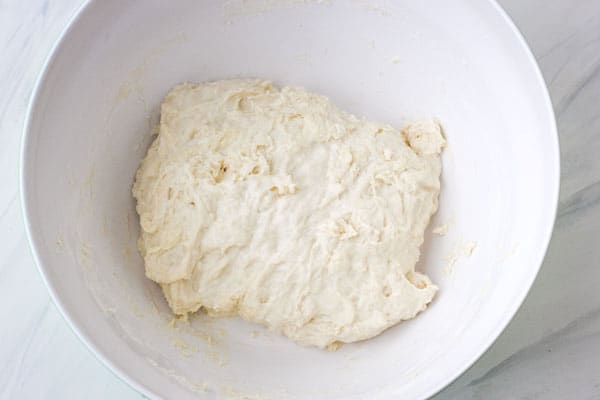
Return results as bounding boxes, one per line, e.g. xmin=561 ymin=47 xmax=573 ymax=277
xmin=436 ymin=1 xmax=600 ymax=398
xmin=1 ymin=1 xmax=599 ymax=399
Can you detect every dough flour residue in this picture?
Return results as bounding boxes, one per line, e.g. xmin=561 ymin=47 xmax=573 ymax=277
xmin=133 ymin=79 xmax=445 ymax=348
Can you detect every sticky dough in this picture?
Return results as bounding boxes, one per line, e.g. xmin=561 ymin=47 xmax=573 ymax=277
xmin=133 ymin=79 xmax=445 ymax=348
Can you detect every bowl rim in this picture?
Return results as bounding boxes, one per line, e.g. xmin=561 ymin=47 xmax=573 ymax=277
xmin=19 ymin=1 xmax=560 ymax=399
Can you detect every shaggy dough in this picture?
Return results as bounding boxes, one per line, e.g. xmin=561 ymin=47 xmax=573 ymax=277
xmin=133 ymin=79 xmax=445 ymax=348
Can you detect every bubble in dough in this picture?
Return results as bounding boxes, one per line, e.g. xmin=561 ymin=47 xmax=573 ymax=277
xmin=133 ymin=79 xmax=445 ymax=349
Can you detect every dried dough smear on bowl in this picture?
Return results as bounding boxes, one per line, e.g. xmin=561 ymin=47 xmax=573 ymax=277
xmin=132 ymin=79 xmax=446 ymax=349
xmin=21 ymin=1 xmax=559 ymax=399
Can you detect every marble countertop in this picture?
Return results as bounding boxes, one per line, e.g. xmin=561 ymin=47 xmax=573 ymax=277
xmin=1 ymin=1 xmax=599 ymax=398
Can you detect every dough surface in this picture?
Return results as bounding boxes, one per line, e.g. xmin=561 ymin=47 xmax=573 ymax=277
xmin=133 ymin=79 xmax=445 ymax=348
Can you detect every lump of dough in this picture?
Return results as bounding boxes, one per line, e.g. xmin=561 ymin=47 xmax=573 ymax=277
xmin=133 ymin=79 xmax=445 ymax=348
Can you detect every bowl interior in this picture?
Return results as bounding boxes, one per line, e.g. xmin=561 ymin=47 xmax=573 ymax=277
xmin=22 ymin=1 xmax=558 ymax=399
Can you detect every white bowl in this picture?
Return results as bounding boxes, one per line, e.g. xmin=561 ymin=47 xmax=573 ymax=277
xmin=21 ymin=1 xmax=559 ymax=399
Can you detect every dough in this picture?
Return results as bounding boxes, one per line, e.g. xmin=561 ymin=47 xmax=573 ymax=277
xmin=133 ymin=79 xmax=445 ymax=348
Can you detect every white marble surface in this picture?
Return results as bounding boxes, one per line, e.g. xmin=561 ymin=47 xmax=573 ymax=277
xmin=1 ymin=0 xmax=599 ymax=398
